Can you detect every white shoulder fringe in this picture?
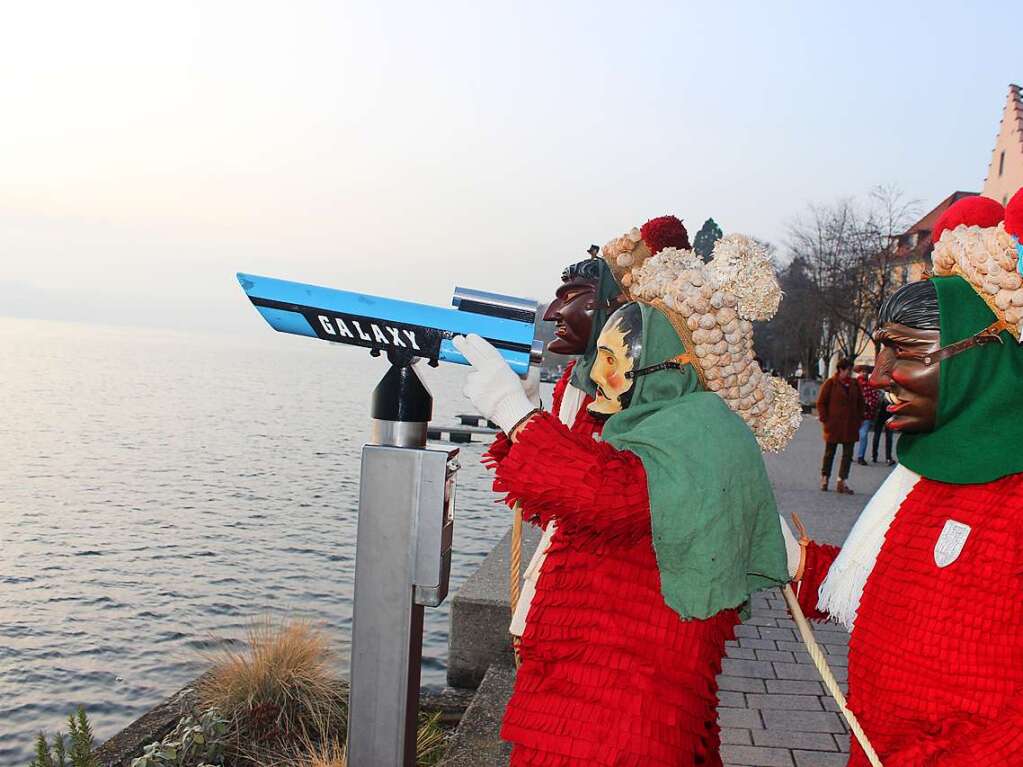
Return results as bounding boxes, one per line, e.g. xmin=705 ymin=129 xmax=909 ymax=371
xmin=817 ymin=464 xmax=922 ymax=630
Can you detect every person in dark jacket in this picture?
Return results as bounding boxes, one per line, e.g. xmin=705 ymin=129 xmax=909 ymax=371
xmin=816 ymin=358 xmax=865 ymax=494
xmin=854 ymin=364 xmax=880 ymax=466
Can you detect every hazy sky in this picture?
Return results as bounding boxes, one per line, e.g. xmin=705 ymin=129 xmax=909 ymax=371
xmin=1 ymin=0 xmax=1019 ymax=335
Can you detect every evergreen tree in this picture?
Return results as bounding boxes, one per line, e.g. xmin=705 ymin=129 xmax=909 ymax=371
xmin=693 ymin=218 xmax=723 ymax=262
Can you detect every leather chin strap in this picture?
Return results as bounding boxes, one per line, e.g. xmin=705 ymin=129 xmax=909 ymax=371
xmin=918 ymin=318 xmax=1012 ymax=366
xmin=625 ymin=353 xmax=695 ymax=380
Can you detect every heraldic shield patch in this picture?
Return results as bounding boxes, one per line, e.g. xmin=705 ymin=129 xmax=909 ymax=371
xmin=934 ymin=519 xmax=971 ymax=568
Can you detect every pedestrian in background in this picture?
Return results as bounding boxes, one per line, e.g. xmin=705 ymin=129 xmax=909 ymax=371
xmin=816 ymin=358 xmax=864 ymax=494
xmin=854 ymin=364 xmax=880 ymax=466
xmin=872 ymin=394 xmax=895 ymax=465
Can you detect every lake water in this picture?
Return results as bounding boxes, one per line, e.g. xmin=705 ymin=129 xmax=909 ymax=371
xmin=0 ymin=317 xmax=532 ymax=766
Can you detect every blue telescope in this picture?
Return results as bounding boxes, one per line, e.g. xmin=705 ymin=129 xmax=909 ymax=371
xmin=237 ymin=273 xmax=542 ymax=374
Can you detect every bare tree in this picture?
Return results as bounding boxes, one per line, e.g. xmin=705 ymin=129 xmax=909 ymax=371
xmin=782 ymin=186 xmax=919 ymax=369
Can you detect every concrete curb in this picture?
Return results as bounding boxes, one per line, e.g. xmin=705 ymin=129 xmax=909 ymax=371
xmin=446 ymin=525 xmax=540 ymax=689
xmin=439 ymin=666 xmax=515 ymax=766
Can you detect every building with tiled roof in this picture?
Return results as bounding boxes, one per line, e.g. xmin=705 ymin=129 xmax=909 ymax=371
xmin=982 ymin=83 xmax=1023 ymax=206
xmin=889 ymin=190 xmax=979 ymax=284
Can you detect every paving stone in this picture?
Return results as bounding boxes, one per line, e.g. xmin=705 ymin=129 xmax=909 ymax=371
xmin=739 ymin=637 xmax=779 ymax=651
xmin=721 ymin=744 xmax=795 ymax=766
xmin=722 ymin=658 xmax=776 ymax=679
xmin=776 ymin=640 xmax=811 ymax=653
xmin=751 ymin=729 xmax=839 ymax=751
xmin=720 ymin=727 xmax=752 ymax=745
xmin=717 ymin=707 xmax=763 ymax=729
xmin=734 ymin=624 xmax=762 ymax=639
xmin=755 ymin=649 xmax=796 ymax=663
xmin=726 ymin=647 xmax=759 ymax=660
xmin=745 ymin=693 xmax=823 ymax=711
xmin=793 ymin=750 xmax=849 ymax=766
xmin=759 ymin=626 xmax=798 ymax=642
xmin=773 ymin=662 xmax=825 ymax=681
xmin=835 ymin=733 xmax=850 ymax=752
xmin=747 ymin=615 xmax=780 ymax=627
xmin=761 ymin=710 xmax=846 ymax=733
xmin=765 ymin=679 xmax=824 ymax=695
xmin=718 ymin=675 xmax=767 ymax=693
xmin=717 ymin=690 xmax=747 ymax=708
xmin=757 ymin=608 xmax=795 ymax=620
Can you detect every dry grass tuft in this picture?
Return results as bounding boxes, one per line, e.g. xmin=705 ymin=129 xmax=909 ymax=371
xmin=301 ymin=737 xmax=347 ymax=767
xmin=415 ymin=712 xmax=447 ymax=766
xmin=197 ymin=616 xmax=449 ymax=766
xmin=199 ymin=618 xmax=347 ymax=750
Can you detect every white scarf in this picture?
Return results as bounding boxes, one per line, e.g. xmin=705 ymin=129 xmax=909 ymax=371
xmin=509 ymin=384 xmax=586 ymax=636
xmin=817 ymin=464 xmax=921 ymax=630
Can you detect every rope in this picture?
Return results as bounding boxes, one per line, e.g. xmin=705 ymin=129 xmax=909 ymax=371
xmin=510 ymin=501 xmax=523 ymax=667
xmin=782 ymin=583 xmax=884 ymax=767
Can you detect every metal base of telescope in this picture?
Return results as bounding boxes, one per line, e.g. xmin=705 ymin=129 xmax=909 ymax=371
xmin=348 ymin=355 xmax=457 ymax=766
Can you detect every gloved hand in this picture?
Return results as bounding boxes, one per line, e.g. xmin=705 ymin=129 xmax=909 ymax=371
xmin=452 ymin=334 xmax=536 ymax=435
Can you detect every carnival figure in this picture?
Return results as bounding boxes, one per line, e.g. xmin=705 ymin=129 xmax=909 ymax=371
xmin=791 ymin=188 xmax=1023 ymax=766
xmin=454 ymin=218 xmax=802 ymax=766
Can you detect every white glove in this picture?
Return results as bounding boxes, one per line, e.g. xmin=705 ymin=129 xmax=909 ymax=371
xmin=523 ymin=365 xmax=541 ymax=409
xmin=452 ymin=334 xmax=536 ymax=434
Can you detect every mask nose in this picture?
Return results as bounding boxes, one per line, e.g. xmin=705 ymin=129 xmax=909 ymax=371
xmin=543 ymin=298 xmax=564 ymax=322
xmin=870 ymin=348 xmax=895 ymax=389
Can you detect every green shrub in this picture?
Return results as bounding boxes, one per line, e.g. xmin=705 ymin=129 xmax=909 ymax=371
xmin=130 ymin=708 xmax=228 ymax=767
xmin=29 ymin=707 xmax=97 ymax=767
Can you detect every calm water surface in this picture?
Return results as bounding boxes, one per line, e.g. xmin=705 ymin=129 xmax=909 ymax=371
xmin=0 ymin=317 xmax=528 ymax=766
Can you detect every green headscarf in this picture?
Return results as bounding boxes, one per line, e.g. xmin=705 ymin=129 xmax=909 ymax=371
xmin=897 ymin=275 xmax=1023 ymax=484
xmin=570 ymin=259 xmax=623 ymax=397
xmin=600 ymin=303 xmax=789 ymax=620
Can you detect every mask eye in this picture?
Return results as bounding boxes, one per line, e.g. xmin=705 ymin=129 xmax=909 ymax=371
xmin=892 ymin=346 xmax=929 ymax=362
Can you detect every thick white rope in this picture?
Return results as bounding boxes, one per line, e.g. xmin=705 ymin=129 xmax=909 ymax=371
xmin=782 ymin=583 xmax=883 ymax=767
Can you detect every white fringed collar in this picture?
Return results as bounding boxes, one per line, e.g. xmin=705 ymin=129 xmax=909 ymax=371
xmin=817 ymin=464 xmax=922 ymax=630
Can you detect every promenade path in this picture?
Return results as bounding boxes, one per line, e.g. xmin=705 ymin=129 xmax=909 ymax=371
xmin=718 ymin=418 xmax=895 ymax=767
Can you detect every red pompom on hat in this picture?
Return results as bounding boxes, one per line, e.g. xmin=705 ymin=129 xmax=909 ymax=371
xmin=932 ymin=195 xmax=1005 ymax=244
xmin=640 ymin=215 xmax=690 ymax=255
xmin=1004 ymin=187 xmax=1023 ymax=241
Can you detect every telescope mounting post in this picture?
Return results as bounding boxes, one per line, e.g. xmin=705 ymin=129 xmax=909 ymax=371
xmin=347 ymin=349 xmax=458 ymax=766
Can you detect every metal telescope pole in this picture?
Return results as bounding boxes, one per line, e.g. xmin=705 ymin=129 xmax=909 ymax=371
xmin=347 ymin=351 xmax=457 ymax=766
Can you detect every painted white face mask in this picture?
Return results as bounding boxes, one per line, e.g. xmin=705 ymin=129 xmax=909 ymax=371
xmin=588 ymin=304 xmax=643 ymax=416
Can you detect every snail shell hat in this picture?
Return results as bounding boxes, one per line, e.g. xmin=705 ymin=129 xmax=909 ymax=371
xmin=930 ymin=187 xmax=1023 ymax=340
xmin=603 ymin=215 xmax=802 ymax=452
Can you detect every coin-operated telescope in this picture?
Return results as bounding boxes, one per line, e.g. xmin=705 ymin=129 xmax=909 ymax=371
xmin=237 ymin=273 xmax=542 ymax=374
xmin=237 ymin=273 xmax=542 ymax=767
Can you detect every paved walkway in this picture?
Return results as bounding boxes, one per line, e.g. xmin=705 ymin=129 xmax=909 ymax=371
xmin=716 ymin=419 xmax=895 ymax=767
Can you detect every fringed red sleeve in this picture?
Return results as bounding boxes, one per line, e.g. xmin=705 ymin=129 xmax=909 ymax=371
xmin=492 ymin=411 xmax=650 ymax=541
xmin=482 ymin=362 xmax=578 ymax=471
xmin=794 ymin=541 xmax=840 ymax=622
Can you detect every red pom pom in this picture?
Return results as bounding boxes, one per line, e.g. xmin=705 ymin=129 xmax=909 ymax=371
xmin=932 ymin=196 xmax=1004 ymax=244
xmin=640 ymin=215 xmax=690 ymax=255
xmin=1004 ymin=187 xmax=1023 ymax=241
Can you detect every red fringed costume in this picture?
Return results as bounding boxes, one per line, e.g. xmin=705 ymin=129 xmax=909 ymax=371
xmin=787 ymin=189 xmax=1023 ymax=766
xmin=486 ymin=368 xmax=739 ymax=767
xmin=796 ymin=474 xmax=1023 ymax=766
